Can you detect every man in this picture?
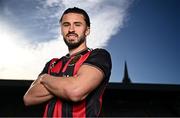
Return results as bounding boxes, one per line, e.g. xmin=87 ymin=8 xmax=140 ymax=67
xmin=23 ymin=7 xmax=112 ymax=117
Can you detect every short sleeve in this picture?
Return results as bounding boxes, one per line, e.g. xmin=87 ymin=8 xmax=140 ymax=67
xmin=83 ymin=48 xmax=112 ymax=79
xmin=39 ymin=61 xmax=51 ymax=76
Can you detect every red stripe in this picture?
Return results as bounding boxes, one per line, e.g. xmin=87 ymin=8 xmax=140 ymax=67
xmin=73 ymin=51 xmax=91 ymax=75
xmin=97 ymin=94 xmax=103 ymax=116
xmin=53 ymin=99 xmax=62 ymax=117
xmin=51 ymin=61 xmax=62 ymax=73
xmin=43 ymin=103 xmax=49 ymax=117
xmin=48 ymin=58 xmax=58 ymax=74
xmin=72 ymin=100 xmax=86 ymax=118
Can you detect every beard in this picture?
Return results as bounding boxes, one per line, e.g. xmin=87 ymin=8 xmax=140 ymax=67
xmin=63 ymin=35 xmax=86 ymax=50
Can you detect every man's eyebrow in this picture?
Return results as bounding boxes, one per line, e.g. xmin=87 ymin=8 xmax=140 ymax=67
xmin=62 ymin=21 xmax=82 ymax=24
xmin=74 ymin=22 xmax=82 ymax=24
xmin=62 ymin=22 xmax=70 ymax=24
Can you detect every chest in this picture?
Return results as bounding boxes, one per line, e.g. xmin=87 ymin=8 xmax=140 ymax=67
xmin=48 ymin=51 xmax=91 ymax=77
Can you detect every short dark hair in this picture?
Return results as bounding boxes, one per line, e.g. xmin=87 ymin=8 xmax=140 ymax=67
xmin=60 ymin=7 xmax=90 ymax=27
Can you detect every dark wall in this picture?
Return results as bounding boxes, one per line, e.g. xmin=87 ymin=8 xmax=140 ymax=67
xmin=103 ymin=83 xmax=180 ymax=117
xmin=0 ymin=80 xmax=179 ymax=117
xmin=0 ymin=81 xmax=43 ymax=116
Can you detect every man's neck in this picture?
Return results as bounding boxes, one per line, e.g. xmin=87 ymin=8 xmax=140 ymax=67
xmin=69 ymin=44 xmax=88 ymax=56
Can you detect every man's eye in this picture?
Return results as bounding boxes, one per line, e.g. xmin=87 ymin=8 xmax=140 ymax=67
xmin=75 ymin=23 xmax=81 ymax=26
xmin=63 ymin=23 xmax=69 ymax=27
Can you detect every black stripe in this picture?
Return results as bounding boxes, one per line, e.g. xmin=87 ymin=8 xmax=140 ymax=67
xmin=47 ymin=98 xmax=57 ymax=117
xmin=85 ymin=79 xmax=107 ymax=117
xmin=62 ymin=101 xmax=73 ymax=117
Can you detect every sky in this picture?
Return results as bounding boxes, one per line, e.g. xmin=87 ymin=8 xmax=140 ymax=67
xmin=108 ymin=0 xmax=179 ymax=84
xmin=0 ymin=0 xmax=179 ymax=85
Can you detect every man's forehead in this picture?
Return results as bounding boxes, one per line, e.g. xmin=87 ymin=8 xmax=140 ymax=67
xmin=62 ymin=13 xmax=85 ymax=21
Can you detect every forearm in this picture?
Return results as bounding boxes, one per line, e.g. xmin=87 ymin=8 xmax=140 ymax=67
xmin=41 ymin=75 xmax=72 ymax=100
xmin=40 ymin=65 xmax=104 ymax=102
xmin=24 ymin=91 xmax=53 ymax=106
xmin=24 ymin=81 xmax=54 ymax=106
xmin=40 ymin=74 xmax=80 ymax=101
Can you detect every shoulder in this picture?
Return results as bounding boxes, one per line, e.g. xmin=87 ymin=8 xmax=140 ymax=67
xmin=91 ymin=48 xmax=111 ymax=56
xmin=89 ymin=48 xmax=111 ymax=61
xmin=84 ymin=48 xmax=112 ymax=78
xmin=39 ymin=57 xmax=62 ymax=75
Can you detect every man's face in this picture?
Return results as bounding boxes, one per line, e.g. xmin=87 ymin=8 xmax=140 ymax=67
xmin=61 ymin=13 xmax=90 ymax=49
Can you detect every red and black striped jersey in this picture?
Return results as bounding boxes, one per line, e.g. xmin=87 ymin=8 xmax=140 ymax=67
xmin=40 ymin=48 xmax=112 ymax=117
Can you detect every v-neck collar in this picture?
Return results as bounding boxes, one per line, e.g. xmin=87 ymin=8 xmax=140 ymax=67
xmin=65 ymin=48 xmax=91 ymax=58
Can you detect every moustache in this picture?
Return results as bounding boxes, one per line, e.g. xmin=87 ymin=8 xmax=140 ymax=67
xmin=66 ymin=32 xmax=78 ymax=37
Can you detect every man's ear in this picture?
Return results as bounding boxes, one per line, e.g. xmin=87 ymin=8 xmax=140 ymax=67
xmin=85 ymin=27 xmax=90 ymax=36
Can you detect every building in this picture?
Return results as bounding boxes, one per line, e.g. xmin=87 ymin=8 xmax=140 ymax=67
xmin=0 ymin=63 xmax=179 ymax=116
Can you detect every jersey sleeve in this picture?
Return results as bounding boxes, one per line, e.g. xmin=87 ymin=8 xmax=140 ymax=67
xmin=83 ymin=48 xmax=112 ymax=79
xmin=39 ymin=61 xmax=51 ymax=76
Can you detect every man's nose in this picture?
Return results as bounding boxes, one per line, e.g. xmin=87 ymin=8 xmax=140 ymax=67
xmin=69 ymin=25 xmax=75 ymax=32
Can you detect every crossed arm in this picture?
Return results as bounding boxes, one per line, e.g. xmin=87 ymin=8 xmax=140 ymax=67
xmin=23 ymin=64 xmax=104 ymax=106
